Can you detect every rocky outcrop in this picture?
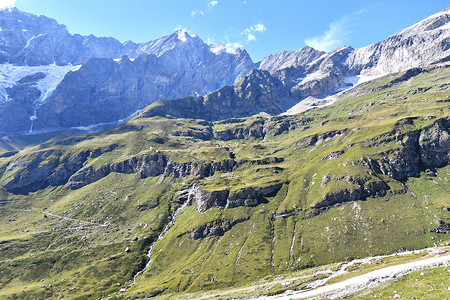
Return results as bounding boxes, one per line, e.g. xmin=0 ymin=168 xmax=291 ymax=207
xmin=430 ymin=220 xmax=449 ymax=234
xmin=176 ymin=218 xmax=249 ymax=240
xmin=297 ymin=129 xmax=347 ymax=148
xmin=418 ymin=120 xmax=449 ymax=167
xmin=65 ymin=153 xmax=240 ymax=190
xmin=315 ymin=180 xmax=389 ymax=209
xmin=227 ymin=184 xmax=283 ymax=209
xmin=176 ymin=183 xmax=284 ymax=212
xmin=359 ymin=118 xmax=449 ymax=181
xmin=214 ymin=118 xmax=266 ymax=141
xmin=321 ymin=150 xmax=344 ymax=160
xmin=1 ymin=145 xmax=116 ymax=192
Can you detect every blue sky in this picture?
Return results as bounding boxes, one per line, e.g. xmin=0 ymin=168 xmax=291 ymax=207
xmin=3 ymin=0 xmax=449 ymax=61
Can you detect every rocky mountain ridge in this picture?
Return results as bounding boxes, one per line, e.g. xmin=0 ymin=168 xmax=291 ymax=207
xmin=0 ymin=6 xmax=449 ymax=139
xmin=135 ymin=6 xmax=450 ymax=121
xmin=0 ymin=8 xmax=255 ymax=134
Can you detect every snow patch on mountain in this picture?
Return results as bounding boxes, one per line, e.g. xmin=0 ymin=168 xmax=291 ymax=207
xmin=24 ymin=33 xmax=47 ymax=48
xmin=0 ymin=63 xmax=81 ymax=103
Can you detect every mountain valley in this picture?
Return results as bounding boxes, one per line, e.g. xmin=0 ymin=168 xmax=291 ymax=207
xmin=0 ymin=5 xmax=449 ymax=300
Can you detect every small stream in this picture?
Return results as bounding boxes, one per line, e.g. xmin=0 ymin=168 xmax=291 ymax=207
xmin=120 ymin=185 xmax=198 ymax=292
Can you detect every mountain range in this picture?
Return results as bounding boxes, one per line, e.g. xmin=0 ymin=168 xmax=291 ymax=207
xmin=0 ymin=6 xmax=449 ymax=136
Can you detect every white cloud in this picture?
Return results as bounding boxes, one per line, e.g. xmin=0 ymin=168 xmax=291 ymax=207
xmin=0 ymin=0 xmax=16 ymax=10
xmin=225 ymin=42 xmax=243 ymax=53
xmin=208 ymin=1 xmax=218 ymax=8
xmin=224 ymin=35 xmax=243 ymax=53
xmin=252 ymin=24 xmax=266 ymax=33
xmin=304 ymin=9 xmax=366 ymax=51
xmin=247 ymin=34 xmax=256 ymax=42
xmin=243 ymin=23 xmax=267 ymax=35
xmin=242 ymin=23 xmax=266 ymax=43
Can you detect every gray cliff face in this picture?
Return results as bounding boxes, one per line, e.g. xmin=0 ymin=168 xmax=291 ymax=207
xmin=347 ymin=8 xmax=450 ymax=76
xmin=33 ymin=42 xmax=254 ymax=129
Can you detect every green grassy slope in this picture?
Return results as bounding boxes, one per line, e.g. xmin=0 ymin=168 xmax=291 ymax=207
xmin=0 ymin=64 xmax=448 ymax=299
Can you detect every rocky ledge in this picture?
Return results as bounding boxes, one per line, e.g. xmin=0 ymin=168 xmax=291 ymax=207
xmin=176 ymin=218 xmax=250 ymax=240
xmin=174 ymin=183 xmax=284 ymax=212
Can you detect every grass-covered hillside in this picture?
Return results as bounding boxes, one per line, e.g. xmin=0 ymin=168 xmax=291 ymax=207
xmin=0 ymin=64 xmax=448 ymax=299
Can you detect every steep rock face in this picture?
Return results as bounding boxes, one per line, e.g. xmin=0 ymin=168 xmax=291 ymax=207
xmin=136 ymin=69 xmax=293 ymax=121
xmin=418 ymin=120 xmax=450 ymax=166
xmin=291 ymin=46 xmax=353 ymax=99
xmin=258 ymin=6 xmax=450 ymax=103
xmin=0 ymin=8 xmax=255 ymax=134
xmin=32 ymin=40 xmax=254 ymax=130
xmin=316 ymin=180 xmax=389 ymax=209
xmin=258 ymin=46 xmax=324 ymax=75
xmin=140 ymin=5 xmax=450 ymax=123
xmin=65 ymin=154 xmax=238 ymax=190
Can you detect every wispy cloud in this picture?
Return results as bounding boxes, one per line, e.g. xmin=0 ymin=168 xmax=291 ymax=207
xmin=208 ymin=1 xmax=218 ymax=8
xmin=190 ymin=1 xmax=217 ymax=17
xmin=242 ymin=23 xmax=267 ymax=42
xmin=190 ymin=10 xmax=205 ymax=17
xmin=305 ymin=9 xmax=366 ymax=51
xmin=0 ymin=0 xmax=16 ymax=10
